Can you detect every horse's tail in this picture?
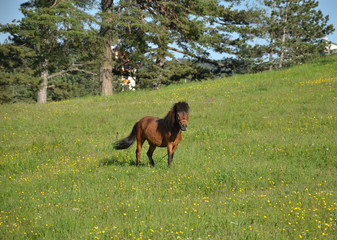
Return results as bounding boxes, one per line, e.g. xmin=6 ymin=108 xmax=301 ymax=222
xmin=114 ymin=122 xmax=138 ymax=150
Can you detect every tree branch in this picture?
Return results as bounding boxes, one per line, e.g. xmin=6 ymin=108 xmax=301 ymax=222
xmin=48 ymin=67 xmax=97 ymax=80
xmin=167 ymin=47 xmax=224 ymax=67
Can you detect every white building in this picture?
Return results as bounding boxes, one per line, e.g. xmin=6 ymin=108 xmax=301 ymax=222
xmin=323 ymin=37 xmax=337 ymax=55
xmin=111 ymin=45 xmax=136 ymax=91
xmin=119 ymin=66 xmax=136 ymax=91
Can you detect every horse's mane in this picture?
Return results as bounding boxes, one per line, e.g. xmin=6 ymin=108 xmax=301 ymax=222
xmin=164 ymin=102 xmax=189 ymax=130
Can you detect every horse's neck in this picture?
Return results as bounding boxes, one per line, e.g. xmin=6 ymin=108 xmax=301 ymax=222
xmin=170 ymin=124 xmax=181 ymax=135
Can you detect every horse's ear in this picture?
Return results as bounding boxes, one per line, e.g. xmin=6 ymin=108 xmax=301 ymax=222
xmin=164 ymin=105 xmax=176 ymax=130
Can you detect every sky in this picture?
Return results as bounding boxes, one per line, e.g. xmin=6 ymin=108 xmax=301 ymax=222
xmin=1 ymin=0 xmax=336 ymax=49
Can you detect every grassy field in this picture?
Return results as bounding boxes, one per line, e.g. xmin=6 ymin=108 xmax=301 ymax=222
xmin=1 ymin=55 xmax=337 ymax=239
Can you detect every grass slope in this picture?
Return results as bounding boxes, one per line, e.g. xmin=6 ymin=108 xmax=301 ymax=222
xmin=1 ymin=55 xmax=337 ymax=239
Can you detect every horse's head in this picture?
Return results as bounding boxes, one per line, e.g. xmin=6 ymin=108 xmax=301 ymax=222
xmin=177 ymin=111 xmax=188 ymax=131
xmin=175 ymin=102 xmax=189 ymax=131
xmin=165 ymin=102 xmax=189 ymax=131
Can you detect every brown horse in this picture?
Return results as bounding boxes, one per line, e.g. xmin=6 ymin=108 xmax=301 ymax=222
xmin=114 ymin=102 xmax=189 ymax=167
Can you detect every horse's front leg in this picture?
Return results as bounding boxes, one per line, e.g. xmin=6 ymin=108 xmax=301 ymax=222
xmin=167 ymin=143 xmax=175 ymax=167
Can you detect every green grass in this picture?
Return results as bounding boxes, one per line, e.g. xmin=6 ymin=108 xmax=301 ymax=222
xmin=1 ymin=55 xmax=337 ymax=239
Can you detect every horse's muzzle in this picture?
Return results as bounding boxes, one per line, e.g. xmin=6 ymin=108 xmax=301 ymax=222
xmin=180 ymin=124 xmax=187 ymax=131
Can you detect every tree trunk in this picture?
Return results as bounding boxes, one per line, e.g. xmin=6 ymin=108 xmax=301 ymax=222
xmin=269 ymin=34 xmax=274 ymax=71
xmin=155 ymin=41 xmax=166 ymax=89
xmin=100 ymin=38 xmax=114 ymax=95
xmin=153 ymin=55 xmax=165 ymax=90
xmin=279 ymin=1 xmax=288 ymax=69
xmin=269 ymin=0 xmax=276 ymax=71
xmin=99 ymin=0 xmax=114 ymax=96
xmin=37 ymin=60 xmax=49 ymax=103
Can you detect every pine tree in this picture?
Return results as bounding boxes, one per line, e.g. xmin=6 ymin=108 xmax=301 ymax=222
xmin=1 ymin=0 xmax=97 ymax=103
xmin=119 ymin=0 xmax=258 ymax=86
xmin=96 ymin=0 xmax=221 ymax=88
xmin=0 ymin=43 xmax=38 ymax=103
xmin=286 ymin=0 xmax=334 ymax=65
xmin=267 ymin=0 xmax=278 ymax=70
xmin=261 ymin=0 xmax=334 ymax=68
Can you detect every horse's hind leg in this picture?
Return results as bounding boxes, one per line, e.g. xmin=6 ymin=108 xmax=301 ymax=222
xmin=136 ymin=138 xmax=145 ymax=167
xmin=147 ymin=144 xmax=156 ymax=167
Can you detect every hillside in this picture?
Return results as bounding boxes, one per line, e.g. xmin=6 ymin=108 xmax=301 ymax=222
xmin=1 ymin=55 xmax=337 ymax=239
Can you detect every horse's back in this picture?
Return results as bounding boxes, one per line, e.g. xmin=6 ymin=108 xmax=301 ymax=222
xmin=138 ymin=116 xmax=160 ymax=127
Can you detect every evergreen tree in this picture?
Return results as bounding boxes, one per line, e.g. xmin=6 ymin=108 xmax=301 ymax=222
xmin=286 ymin=0 xmax=334 ymax=65
xmin=261 ymin=0 xmax=334 ymax=68
xmin=0 ymin=43 xmax=38 ymax=103
xmin=97 ymin=0 xmax=223 ymax=89
xmin=117 ymin=0 xmax=258 ymax=87
xmin=2 ymin=0 xmax=334 ymax=103
xmin=1 ymin=0 xmax=97 ymax=103
xmin=264 ymin=0 xmax=278 ymax=70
